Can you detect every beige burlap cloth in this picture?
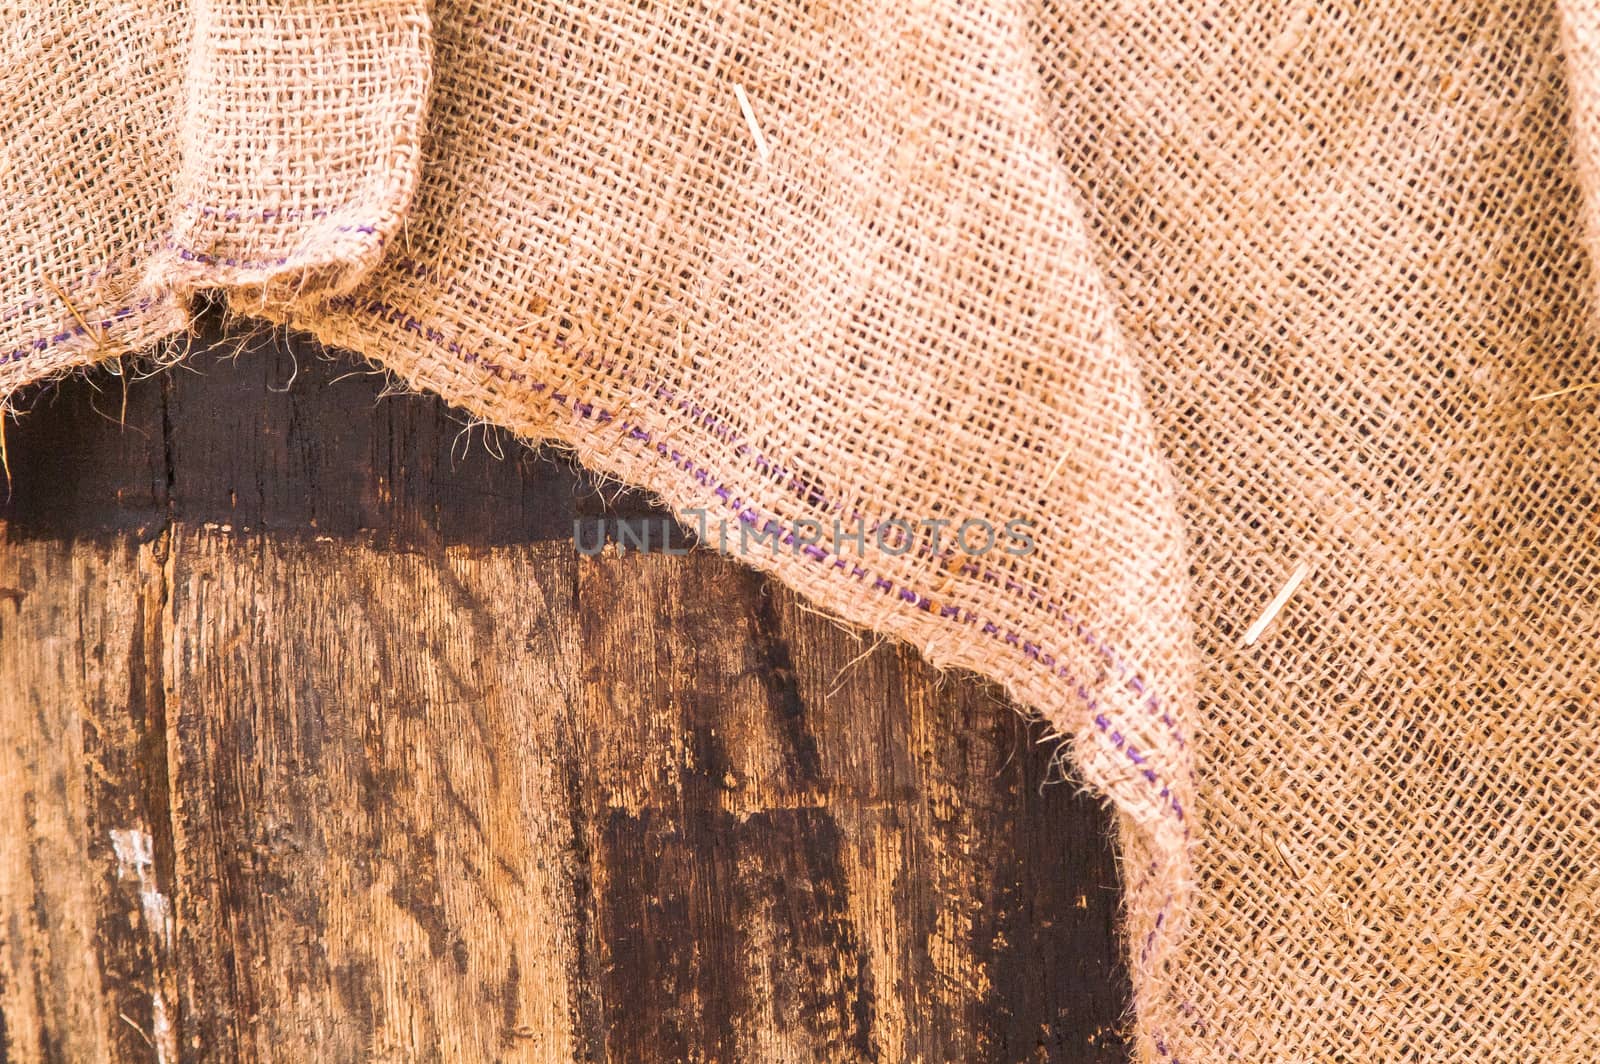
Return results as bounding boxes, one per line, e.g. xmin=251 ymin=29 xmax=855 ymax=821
xmin=7 ymin=0 xmax=1600 ymax=1058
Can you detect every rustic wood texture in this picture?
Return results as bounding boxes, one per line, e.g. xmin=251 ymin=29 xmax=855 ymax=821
xmin=0 ymin=317 xmax=1128 ymax=1062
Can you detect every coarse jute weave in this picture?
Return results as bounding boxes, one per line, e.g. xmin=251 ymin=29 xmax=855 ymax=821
xmin=4 ymin=0 xmax=1600 ymax=1058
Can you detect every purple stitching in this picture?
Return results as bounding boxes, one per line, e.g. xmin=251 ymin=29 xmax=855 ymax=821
xmin=1093 ymin=713 xmax=1186 ymax=825
xmin=0 ymin=298 xmax=158 ymax=366
xmin=382 ymin=257 xmax=761 ymax=445
xmin=1140 ymin=897 xmax=1173 ymax=965
xmin=355 ymin=260 xmax=1193 ymax=760
xmin=1130 ymin=862 xmax=1203 ymax=1058
xmin=343 ymin=294 xmax=1192 ymax=824
xmin=166 ymin=227 xmax=382 ymax=271
xmin=0 ymin=254 xmax=150 ymax=328
xmin=3 ymin=203 xmax=365 ymax=321
xmin=344 ymin=296 xmax=1155 ymax=698
xmin=181 ymin=202 xmax=336 ymax=223
xmin=3 ymin=225 xmax=384 ymax=364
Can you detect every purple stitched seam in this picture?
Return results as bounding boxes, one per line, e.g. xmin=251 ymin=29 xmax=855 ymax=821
xmin=345 ymin=294 xmax=1191 ymax=826
xmin=3 ymin=228 xmax=385 ymax=356
xmin=166 ymin=227 xmax=382 ymax=271
xmin=381 ymin=257 xmax=758 ymax=444
xmin=1140 ymin=896 xmax=1178 ymax=972
xmin=181 ymin=202 xmax=336 ymax=223
xmin=4 ymin=203 xmax=368 ymax=320
xmin=0 ymin=255 xmax=149 ymax=328
xmin=3 ymin=200 xmax=375 ymax=321
xmin=1127 ymin=863 xmax=1205 ymax=1057
xmin=352 ymin=264 xmax=1191 ymax=760
xmin=1091 ymin=713 xmax=1186 ymax=825
xmin=1131 ymin=857 xmax=1174 ymax=965
xmin=0 ymin=299 xmax=157 ymax=366
xmin=1137 ymin=861 xmax=1206 ymax=1056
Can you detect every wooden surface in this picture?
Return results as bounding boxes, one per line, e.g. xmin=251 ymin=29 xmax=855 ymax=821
xmin=0 ymin=316 xmax=1128 ymax=1062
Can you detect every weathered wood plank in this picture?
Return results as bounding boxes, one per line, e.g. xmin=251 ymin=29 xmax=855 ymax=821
xmin=774 ymin=587 xmax=1131 ymax=1062
xmin=163 ymin=533 xmax=584 ymax=1062
xmin=0 ymin=318 xmax=1128 ymax=1062
xmin=0 ymin=539 xmax=177 ymax=1064
xmin=1 ymin=313 xmax=582 ymax=545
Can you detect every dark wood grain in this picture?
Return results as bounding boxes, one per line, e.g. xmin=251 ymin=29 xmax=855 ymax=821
xmin=0 ymin=312 xmax=1128 ymax=1062
xmin=2 ymin=311 xmax=583 ymax=544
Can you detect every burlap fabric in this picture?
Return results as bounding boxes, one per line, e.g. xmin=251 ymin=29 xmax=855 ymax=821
xmin=5 ymin=0 xmax=1599 ymax=1059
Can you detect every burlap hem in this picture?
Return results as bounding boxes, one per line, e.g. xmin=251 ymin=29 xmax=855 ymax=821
xmin=161 ymin=227 xmax=395 ymax=312
xmin=0 ymin=291 xmax=189 ymax=407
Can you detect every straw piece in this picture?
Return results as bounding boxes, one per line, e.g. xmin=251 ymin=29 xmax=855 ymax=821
xmin=733 ymin=83 xmax=771 ymax=166
xmin=1528 ymin=380 xmax=1600 ymax=402
xmin=1242 ymin=562 xmax=1310 ymax=647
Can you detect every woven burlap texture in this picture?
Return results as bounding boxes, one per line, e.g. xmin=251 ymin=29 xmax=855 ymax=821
xmin=6 ymin=0 xmax=1600 ymax=1059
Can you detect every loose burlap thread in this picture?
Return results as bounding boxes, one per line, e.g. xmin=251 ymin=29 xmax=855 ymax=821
xmin=5 ymin=0 xmax=1600 ymax=1059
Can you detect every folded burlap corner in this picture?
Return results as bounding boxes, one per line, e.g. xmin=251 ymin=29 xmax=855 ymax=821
xmin=0 ymin=0 xmax=189 ymax=393
xmin=161 ymin=0 xmax=431 ymax=308
xmin=7 ymin=0 xmax=1600 ymax=1060
xmin=0 ymin=0 xmax=430 ymax=395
